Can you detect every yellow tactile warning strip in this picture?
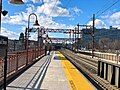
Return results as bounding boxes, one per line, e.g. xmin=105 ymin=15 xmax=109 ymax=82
xmin=58 ymin=52 xmax=95 ymax=90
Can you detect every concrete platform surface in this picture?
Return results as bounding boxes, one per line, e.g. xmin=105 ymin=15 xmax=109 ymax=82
xmin=6 ymin=55 xmax=52 ymax=90
xmin=40 ymin=51 xmax=70 ymax=90
xmin=5 ymin=51 xmax=97 ymax=90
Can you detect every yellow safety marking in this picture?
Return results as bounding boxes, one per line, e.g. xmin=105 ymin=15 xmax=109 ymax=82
xmin=58 ymin=52 xmax=95 ymax=90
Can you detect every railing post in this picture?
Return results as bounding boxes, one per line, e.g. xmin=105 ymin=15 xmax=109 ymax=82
xmin=118 ymin=67 xmax=120 ymax=88
xmin=26 ymin=49 xmax=28 ymax=65
xmin=35 ymin=48 xmax=36 ymax=60
xmin=98 ymin=61 xmax=101 ymax=76
xmin=40 ymin=47 xmax=41 ymax=57
xmin=100 ymin=62 xmax=104 ymax=78
xmin=16 ymin=52 xmax=18 ymax=71
xmin=111 ymin=66 xmax=116 ymax=85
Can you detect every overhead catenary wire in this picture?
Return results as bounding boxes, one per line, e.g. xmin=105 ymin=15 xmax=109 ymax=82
xmin=41 ymin=2 xmax=46 ymax=14
xmin=85 ymin=0 xmax=120 ymax=25
xmin=95 ymin=0 xmax=113 ymax=15
xmin=85 ymin=0 xmax=112 ymax=24
xmin=39 ymin=0 xmax=58 ymax=17
xmin=44 ymin=0 xmax=72 ymax=29
xmin=43 ymin=0 xmax=72 ymax=21
xmin=96 ymin=0 xmax=120 ymax=18
xmin=48 ymin=0 xmax=58 ymax=17
xmin=56 ymin=0 xmax=71 ymax=17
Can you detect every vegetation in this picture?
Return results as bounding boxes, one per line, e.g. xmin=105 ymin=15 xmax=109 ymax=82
xmin=81 ymin=29 xmax=120 ymax=52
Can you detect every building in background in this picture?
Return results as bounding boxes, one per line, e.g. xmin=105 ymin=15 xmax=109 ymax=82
xmin=8 ymin=33 xmax=38 ymax=52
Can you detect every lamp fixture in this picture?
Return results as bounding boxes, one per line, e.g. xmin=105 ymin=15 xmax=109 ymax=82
xmin=9 ymin=0 xmax=24 ymax=4
xmin=2 ymin=10 xmax=8 ymax=16
xmin=33 ymin=20 xmax=40 ymax=26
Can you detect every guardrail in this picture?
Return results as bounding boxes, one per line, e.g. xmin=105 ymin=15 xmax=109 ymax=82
xmin=98 ymin=60 xmax=120 ymax=88
xmin=79 ymin=50 xmax=119 ymax=62
xmin=0 ymin=48 xmax=45 ymax=86
xmin=79 ymin=50 xmax=120 ymax=88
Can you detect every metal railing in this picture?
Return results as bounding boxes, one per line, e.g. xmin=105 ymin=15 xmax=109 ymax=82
xmin=79 ymin=50 xmax=119 ymax=62
xmin=0 ymin=48 xmax=45 ymax=86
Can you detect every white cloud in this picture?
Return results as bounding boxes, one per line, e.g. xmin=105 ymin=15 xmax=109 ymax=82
xmin=2 ymin=10 xmax=30 ymax=25
xmin=70 ymin=7 xmax=83 ymax=16
xmin=36 ymin=0 xmax=82 ymax=17
xmin=100 ymin=11 xmax=120 ymax=26
xmin=43 ymin=0 xmax=61 ymax=4
xmin=87 ymin=19 xmax=107 ymax=29
xmin=1 ymin=4 xmax=36 ymax=26
xmin=23 ymin=0 xmax=42 ymax=3
xmin=2 ymin=0 xmax=83 ymax=27
xmin=26 ymin=4 xmax=35 ymax=13
xmin=10 ymin=15 xmax=23 ymax=25
xmin=1 ymin=0 xmax=84 ymax=40
xmin=100 ymin=15 xmax=109 ymax=19
xmin=32 ymin=0 xmax=42 ymax=3
xmin=69 ymin=18 xmax=75 ymax=21
xmin=36 ymin=1 xmax=69 ymax=17
xmin=2 ymin=14 xmax=26 ymax=25
xmin=109 ymin=12 xmax=120 ymax=25
xmin=0 ymin=27 xmax=19 ymax=40
xmin=1 ymin=3 xmax=70 ymax=29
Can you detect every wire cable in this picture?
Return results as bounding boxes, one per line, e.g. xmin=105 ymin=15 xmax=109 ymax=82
xmin=95 ymin=0 xmax=112 ymax=15
xmin=41 ymin=2 xmax=46 ymax=14
xmin=56 ymin=0 xmax=71 ymax=17
xmin=85 ymin=0 xmax=120 ymax=24
xmin=49 ymin=0 xmax=58 ymax=17
xmin=85 ymin=0 xmax=112 ymax=24
xmin=96 ymin=0 xmax=120 ymax=18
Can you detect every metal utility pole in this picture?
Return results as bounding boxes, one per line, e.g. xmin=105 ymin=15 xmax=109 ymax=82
xmin=77 ymin=23 xmax=80 ymax=53
xmin=75 ymin=27 xmax=77 ymax=53
xmin=92 ymin=14 xmax=95 ymax=58
xmin=69 ymin=29 xmax=71 ymax=50
xmin=72 ymin=30 xmax=74 ymax=51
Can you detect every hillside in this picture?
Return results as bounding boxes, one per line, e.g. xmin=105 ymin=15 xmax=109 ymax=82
xmin=81 ymin=29 xmax=120 ymax=47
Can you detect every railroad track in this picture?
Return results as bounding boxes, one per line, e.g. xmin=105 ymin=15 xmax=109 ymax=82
xmin=60 ymin=49 xmax=118 ymax=90
xmin=61 ymin=49 xmax=98 ymax=73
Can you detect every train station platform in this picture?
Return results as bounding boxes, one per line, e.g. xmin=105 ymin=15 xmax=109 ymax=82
xmin=6 ymin=51 xmax=97 ymax=90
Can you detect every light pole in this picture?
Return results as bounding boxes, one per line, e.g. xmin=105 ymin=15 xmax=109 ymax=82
xmin=26 ymin=13 xmax=40 ymax=50
xmin=26 ymin=13 xmax=39 ymax=64
xmin=38 ymin=27 xmax=44 ymax=56
xmin=0 ymin=1 xmax=24 ymax=90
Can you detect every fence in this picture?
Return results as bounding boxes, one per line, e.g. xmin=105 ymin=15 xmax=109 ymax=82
xmin=0 ymin=48 xmax=45 ymax=86
xmin=79 ymin=50 xmax=119 ymax=62
xmin=98 ymin=60 xmax=120 ymax=88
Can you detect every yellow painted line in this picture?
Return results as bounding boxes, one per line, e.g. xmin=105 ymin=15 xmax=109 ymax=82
xmin=58 ymin=52 xmax=95 ymax=90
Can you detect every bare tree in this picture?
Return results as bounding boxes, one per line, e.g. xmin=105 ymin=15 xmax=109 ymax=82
xmin=98 ymin=38 xmax=110 ymax=52
xmin=112 ymin=40 xmax=120 ymax=50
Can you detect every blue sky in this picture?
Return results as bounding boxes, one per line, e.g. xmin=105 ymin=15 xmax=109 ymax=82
xmin=1 ymin=0 xmax=120 ymax=40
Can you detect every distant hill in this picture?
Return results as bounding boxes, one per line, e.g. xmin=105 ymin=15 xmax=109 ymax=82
xmin=81 ymin=29 xmax=120 ymax=47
